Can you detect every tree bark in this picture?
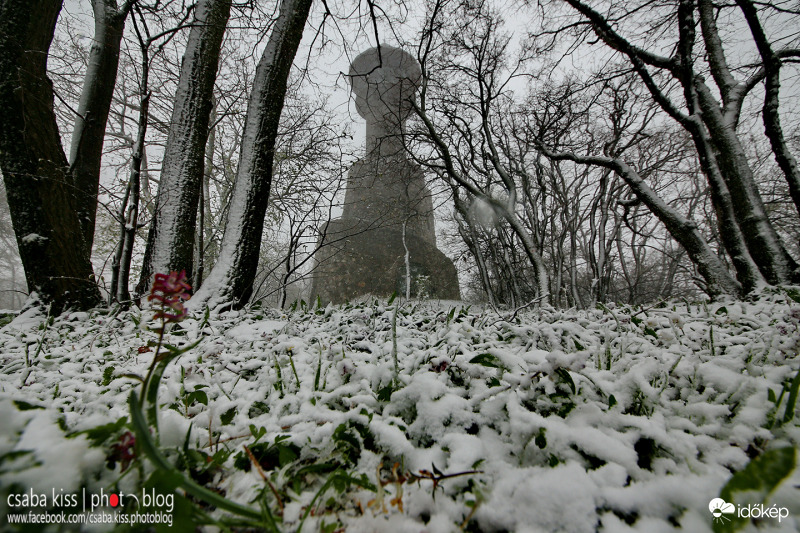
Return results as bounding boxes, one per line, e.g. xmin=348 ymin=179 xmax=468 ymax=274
xmin=137 ymin=0 xmax=231 ymax=296
xmin=194 ymin=98 xmax=217 ymax=290
xmin=0 ymin=0 xmax=101 ymax=312
xmin=454 ymin=193 xmax=496 ymax=306
xmin=116 ymin=81 xmax=149 ymax=303
xmin=678 ymin=0 xmax=796 ymax=285
xmin=684 ymin=116 xmax=765 ymax=292
xmin=189 ymin=0 xmax=313 ymax=310
xmin=693 ymin=83 xmax=798 ymax=284
xmin=685 ymin=0 xmax=797 ymax=284
xmin=671 ymin=3 xmax=766 ymax=291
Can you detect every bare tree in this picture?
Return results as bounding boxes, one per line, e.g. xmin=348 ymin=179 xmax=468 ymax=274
xmin=109 ymin=4 xmax=202 ymax=304
xmin=552 ymin=0 xmax=799 ymax=287
xmin=109 ymin=8 xmax=152 ymax=305
xmin=734 ymin=0 xmax=800 ymax=219
xmin=230 ymin=83 xmax=353 ymax=308
xmin=407 ymin=0 xmax=760 ymax=305
xmin=409 ymin=0 xmax=551 ymax=303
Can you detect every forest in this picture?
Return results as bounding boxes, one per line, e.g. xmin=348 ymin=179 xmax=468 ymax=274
xmin=0 ymin=0 xmax=798 ymax=312
xmin=0 ymin=0 xmax=799 ymax=531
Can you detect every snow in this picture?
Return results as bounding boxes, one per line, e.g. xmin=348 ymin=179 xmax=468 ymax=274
xmin=481 ymin=463 xmax=597 ymax=533
xmin=20 ymin=233 xmax=46 ymax=244
xmin=468 ymin=197 xmax=498 ymax=229
xmin=226 ymin=319 xmax=288 ymax=342
xmin=0 ymin=401 xmax=106 ymax=494
xmin=0 ymin=292 xmax=798 ymax=531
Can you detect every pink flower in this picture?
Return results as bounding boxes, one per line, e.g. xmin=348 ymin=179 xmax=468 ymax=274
xmin=148 ymin=271 xmax=191 ymax=322
xmin=110 ymin=431 xmax=136 ymax=472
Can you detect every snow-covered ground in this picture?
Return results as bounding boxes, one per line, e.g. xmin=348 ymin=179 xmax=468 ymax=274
xmin=0 ymin=292 xmax=798 ymax=532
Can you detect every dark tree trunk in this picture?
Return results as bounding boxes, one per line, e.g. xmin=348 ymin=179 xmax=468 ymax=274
xmin=69 ymin=0 xmax=129 ymax=251
xmin=190 ymin=0 xmax=314 ymax=309
xmin=697 ymin=102 xmax=799 ymax=284
xmin=137 ymin=0 xmax=231 ymax=296
xmin=0 ymin=0 xmax=101 ymax=312
xmin=674 ymin=0 xmax=771 ymax=291
xmin=114 ymin=42 xmax=150 ymax=304
xmin=693 ymin=127 xmax=765 ymax=292
xmin=454 ymin=193 xmax=496 ymax=306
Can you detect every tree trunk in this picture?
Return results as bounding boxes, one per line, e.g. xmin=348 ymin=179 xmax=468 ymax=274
xmin=455 ymin=195 xmax=496 ymax=306
xmin=412 ymin=100 xmax=551 ymax=304
xmin=0 ymin=0 xmax=101 ymax=312
xmin=689 ymin=122 xmax=766 ymax=292
xmin=189 ymin=0 xmax=313 ymax=310
xmin=116 ymin=90 xmax=149 ymax=303
xmin=194 ymin=170 xmax=205 ymax=289
xmin=562 ymin=0 xmax=794 ymax=290
xmin=110 ymin=28 xmax=151 ymax=305
xmin=680 ymin=0 xmax=796 ymax=285
xmin=498 ymin=209 xmax=550 ymax=303
xmin=109 ymin=175 xmax=130 ymax=303
xmin=695 ymin=92 xmax=798 ymax=284
xmin=672 ymin=0 xmax=768 ymax=292
xmin=137 ymin=0 xmax=231 ymax=296
xmin=69 ymin=0 xmax=129 ymax=250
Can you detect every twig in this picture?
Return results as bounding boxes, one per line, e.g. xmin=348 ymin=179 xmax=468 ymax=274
xmin=630 ymin=299 xmax=667 ymax=317
xmin=243 ymin=445 xmax=284 ymax=513
xmin=201 ymin=433 xmax=250 ymax=448
xmin=488 ymin=294 xmax=549 ymax=326
xmin=409 ymin=468 xmax=483 ymax=492
xmin=460 ymin=498 xmax=481 ymax=530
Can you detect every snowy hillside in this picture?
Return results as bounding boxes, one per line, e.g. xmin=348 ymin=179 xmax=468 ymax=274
xmin=1 ymin=292 xmax=799 ymax=532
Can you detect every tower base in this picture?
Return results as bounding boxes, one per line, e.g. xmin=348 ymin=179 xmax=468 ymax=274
xmin=310 ymin=220 xmax=460 ymax=305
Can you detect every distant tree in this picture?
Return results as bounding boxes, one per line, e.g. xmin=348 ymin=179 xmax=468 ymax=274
xmin=0 ymin=180 xmax=26 ymax=309
xmin=109 ymin=7 xmax=152 ymax=305
xmin=410 ymin=2 xmax=551 ymax=304
xmin=248 ymin=90 xmax=351 ymax=309
xmin=530 ymin=75 xmax=743 ymax=298
xmin=408 ymin=0 xmax=758 ymax=304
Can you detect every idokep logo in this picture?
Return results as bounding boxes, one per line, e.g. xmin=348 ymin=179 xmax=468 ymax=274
xmin=708 ymin=498 xmax=790 ymax=525
xmin=708 ymin=498 xmax=735 ymax=524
